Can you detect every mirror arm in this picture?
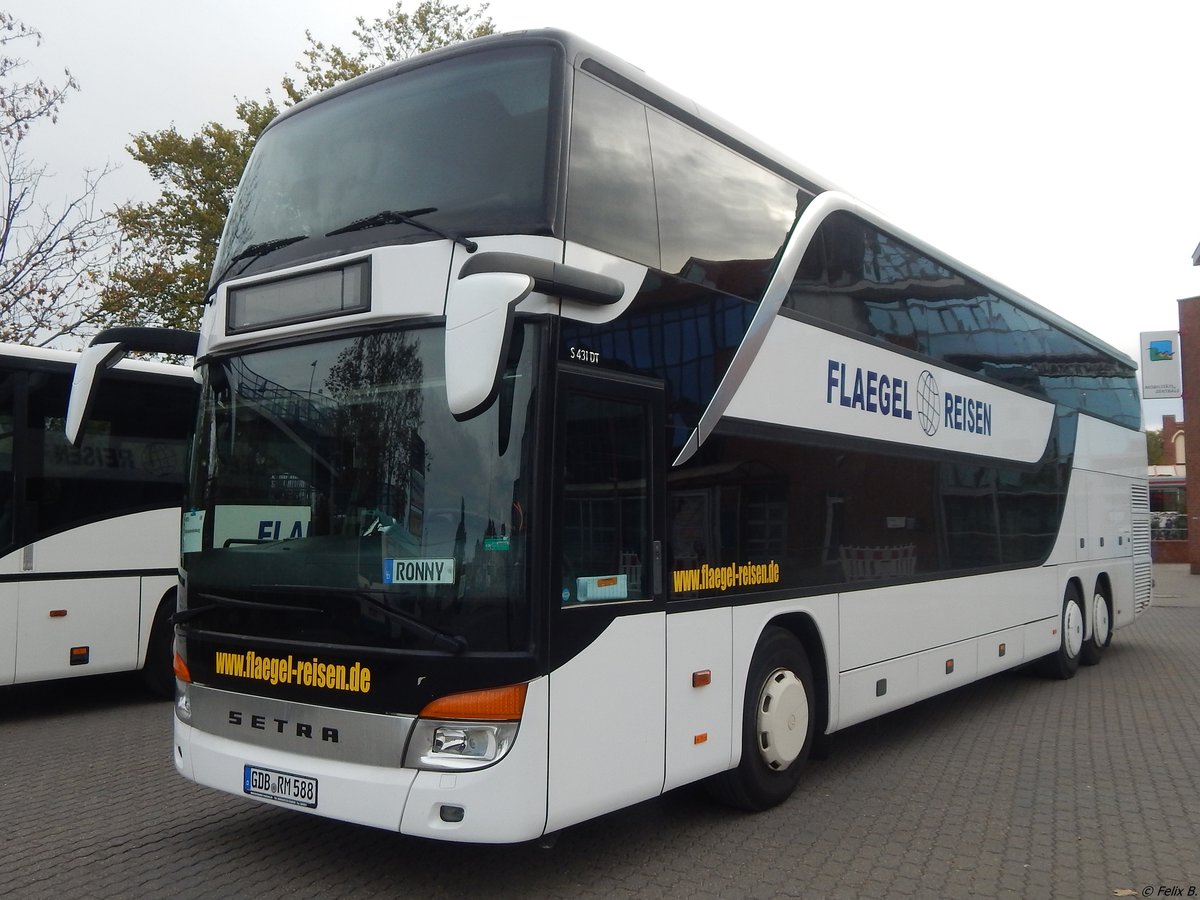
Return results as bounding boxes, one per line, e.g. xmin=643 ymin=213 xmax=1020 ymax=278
xmin=65 ymin=327 xmax=199 ymax=446
xmin=458 ymin=252 xmax=624 ymax=306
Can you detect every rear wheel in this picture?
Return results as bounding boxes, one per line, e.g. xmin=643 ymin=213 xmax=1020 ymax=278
xmin=708 ymin=627 xmax=814 ymax=810
xmin=1080 ymin=584 xmax=1112 ymax=666
xmin=1041 ymin=585 xmax=1084 ymax=680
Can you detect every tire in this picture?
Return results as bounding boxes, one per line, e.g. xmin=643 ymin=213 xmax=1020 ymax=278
xmin=140 ymin=595 xmax=176 ymax=698
xmin=1041 ymin=584 xmax=1084 ymax=680
xmin=708 ymin=627 xmax=815 ymax=811
xmin=1080 ymin=583 xmax=1112 ymax=667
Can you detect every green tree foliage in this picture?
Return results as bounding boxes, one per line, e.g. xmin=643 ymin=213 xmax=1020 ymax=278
xmin=103 ymin=1 xmax=494 ymax=332
xmin=282 ymin=1 xmax=494 ymax=104
xmin=102 ymin=100 xmax=277 ymax=330
xmin=1 ymin=12 xmax=119 ymax=345
xmin=1146 ymin=429 xmax=1164 ymax=466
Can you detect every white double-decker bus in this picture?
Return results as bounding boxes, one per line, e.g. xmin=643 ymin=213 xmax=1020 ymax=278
xmin=69 ymin=29 xmax=1150 ymax=841
xmin=2 ymin=341 xmax=195 ymax=694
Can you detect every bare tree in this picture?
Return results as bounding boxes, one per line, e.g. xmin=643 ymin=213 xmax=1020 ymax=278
xmin=1 ymin=12 xmax=118 ymax=346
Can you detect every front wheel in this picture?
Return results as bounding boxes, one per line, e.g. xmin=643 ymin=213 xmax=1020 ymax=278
xmin=708 ymin=627 xmax=815 ymax=811
xmin=1080 ymin=585 xmax=1112 ymax=667
xmin=1041 ymin=585 xmax=1084 ymax=680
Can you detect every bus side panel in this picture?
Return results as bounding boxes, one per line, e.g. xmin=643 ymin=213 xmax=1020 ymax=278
xmin=664 ymin=606 xmax=733 ymax=792
xmin=31 ymin=508 xmax=180 ymax=574
xmin=837 ymin=619 xmax=1053 ymax=731
xmin=1063 ymin=414 xmax=1148 ymax=630
xmin=546 ymin=613 xmax=665 ymax=833
xmin=838 ymin=567 xmax=1057 ymax=673
xmin=1072 ymin=414 xmax=1147 ymax=479
xmin=16 ymin=576 xmax=139 ymax=681
xmin=0 ymin=578 xmax=15 ymax=686
xmin=8 ymin=509 xmax=180 ymax=684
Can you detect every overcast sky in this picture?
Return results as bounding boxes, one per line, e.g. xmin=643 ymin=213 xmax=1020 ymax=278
xmin=9 ymin=0 xmax=1200 ymax=425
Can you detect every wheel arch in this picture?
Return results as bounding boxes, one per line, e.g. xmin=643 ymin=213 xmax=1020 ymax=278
xmin=140 ymin=585 xmax=179 ymax=696
xmin=1064 ymin=574 xmax=1086 ymax=602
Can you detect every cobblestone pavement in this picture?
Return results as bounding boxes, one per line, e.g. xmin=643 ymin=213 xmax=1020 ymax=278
xmin=2 ymin=585 xmax=1198 ymax=899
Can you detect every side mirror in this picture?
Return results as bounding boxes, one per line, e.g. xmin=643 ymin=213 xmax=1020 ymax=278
xmin=444 ymin=272 xmax=534 ymax=420
xmin=444 ymin=253 xmax=624 ymax=420
xmin=66 ymin=327 xmax=199 ymax=446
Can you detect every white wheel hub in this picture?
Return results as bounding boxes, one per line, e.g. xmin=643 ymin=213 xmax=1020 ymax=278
xmin=1092 ymin=592 xmax=1110 ymax=647
xmin=1064 ymin=598 xmax=1084 ymax=659
xmin=756 ymin=668 xmax=809 ymax=770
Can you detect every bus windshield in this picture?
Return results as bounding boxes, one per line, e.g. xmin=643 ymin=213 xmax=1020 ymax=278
xmin=213 ymin=44 xmax=557 ymax=277
xmin=184 ymin=324 xmax=541 ymax=654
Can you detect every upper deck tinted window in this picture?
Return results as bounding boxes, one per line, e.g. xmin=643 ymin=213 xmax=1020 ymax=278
xmin=785 ymin=212 xmax=1140 ymax=429
xmin=566 ymin=75 xmax=659 ymax=268
xmin=567 ymin=72 xmax=806 ymax=301
xmin=646 ymin=110 xmax=800 ymax=295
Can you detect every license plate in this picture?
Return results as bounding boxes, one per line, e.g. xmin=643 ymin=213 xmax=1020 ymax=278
xmin=243 ymin=764 xmax=318 ymax=809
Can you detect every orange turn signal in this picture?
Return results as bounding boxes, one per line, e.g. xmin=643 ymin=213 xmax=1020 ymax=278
xmin=420 ymin=683 xmax=528 ymax=720
xmin=173 ymin=652 xmax=192 ymax=683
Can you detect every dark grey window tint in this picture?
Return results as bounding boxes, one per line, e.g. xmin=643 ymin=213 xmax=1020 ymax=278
xmin=216 ymin=46 xmax=556 ymax=275
xmin=560 ymin=392 xmax=652 ymax=605
xmin=668 ymin=427 xmax=1068 ymax=598
xmin=566 ymin=74 xmax=659 ymax=268
xmin=26 ymin=371 xmax=193 ymax=545
xmin=785 ymin=212 xmax=1140 ymax=428
xmin=647 ymin=110 xmax=800 ymax=297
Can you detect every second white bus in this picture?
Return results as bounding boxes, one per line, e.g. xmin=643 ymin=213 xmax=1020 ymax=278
xmin=2 ymin=342 xmax=195 ymax=695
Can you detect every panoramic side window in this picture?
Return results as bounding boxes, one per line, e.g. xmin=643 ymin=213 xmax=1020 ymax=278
xmin=566 ymin=73 xmax=659 ymax=269
xmin=26 ymin=372 xmax=191 ymax=543
xmin=559 ymin=391 xmax=652 ymax=606
xmin=784 ymin=212 xmax=1141 ymax=428
xmin=647 ymin=109 xmax=802 ymax=299
xmin=668 ymin=427 xmax=1067 ymax=599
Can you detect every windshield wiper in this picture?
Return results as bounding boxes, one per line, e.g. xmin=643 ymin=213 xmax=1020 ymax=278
xmin=325 ymin=207 xmax=477 ymax=253
xmin=276 ymin=584 xmax=470 ymax=654
xmin=202 ymin=234 xmax=309 ymax=305
xmin=173 ymin=592 xmax=325 ymax=626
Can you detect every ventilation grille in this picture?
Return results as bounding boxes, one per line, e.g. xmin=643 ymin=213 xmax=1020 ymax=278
xmin=1134 ymin=560 xmax=1152 ymax=614
xmin=1131 ymin=518 xmax=1151 ymax=557
xmin=1131 ymin=482 xmax=1150 ymax=513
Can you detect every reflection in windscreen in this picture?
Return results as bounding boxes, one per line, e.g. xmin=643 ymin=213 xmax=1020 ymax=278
xmin=214 ymin=45 xmax=554 ymax=274
xmin=187 ymin=325 xmax=539 ymax=652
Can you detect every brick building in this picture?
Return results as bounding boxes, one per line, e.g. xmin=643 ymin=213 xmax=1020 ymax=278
xmin=1177 ymin=296 xmax=1200 ymax=569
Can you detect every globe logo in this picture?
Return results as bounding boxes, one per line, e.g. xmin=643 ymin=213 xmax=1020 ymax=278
xmin=916 ymin=370 xmax=940 ymax=436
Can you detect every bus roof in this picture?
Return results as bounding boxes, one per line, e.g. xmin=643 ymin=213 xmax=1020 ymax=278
xmin=275 ymin=28 xmax=1136 ymax=371
xmin=0 ymin=342 xmax=193 ymax=379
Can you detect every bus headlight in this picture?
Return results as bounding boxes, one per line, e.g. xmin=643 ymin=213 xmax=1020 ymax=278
xmin=406 ymin=720 xmax=519 ymax=770
xmin=175 ymin=682 xmax=192 ymax=723
xmin=403 ymin=682 xmax=527 ymax=771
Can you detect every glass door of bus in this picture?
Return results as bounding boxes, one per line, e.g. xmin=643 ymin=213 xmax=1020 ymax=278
xmin=546 ymin=367 xmax=666 ymax=832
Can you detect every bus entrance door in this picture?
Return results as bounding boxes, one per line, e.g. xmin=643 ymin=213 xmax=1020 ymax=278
xmin=546 ymin=369 xmax=666 ymax=832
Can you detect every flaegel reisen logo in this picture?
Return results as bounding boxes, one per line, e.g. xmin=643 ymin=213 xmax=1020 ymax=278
xmin=916 ymin=370 xmax=940 ymax=436
xmin=826 ymin=358 xmax=994 ymax=442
